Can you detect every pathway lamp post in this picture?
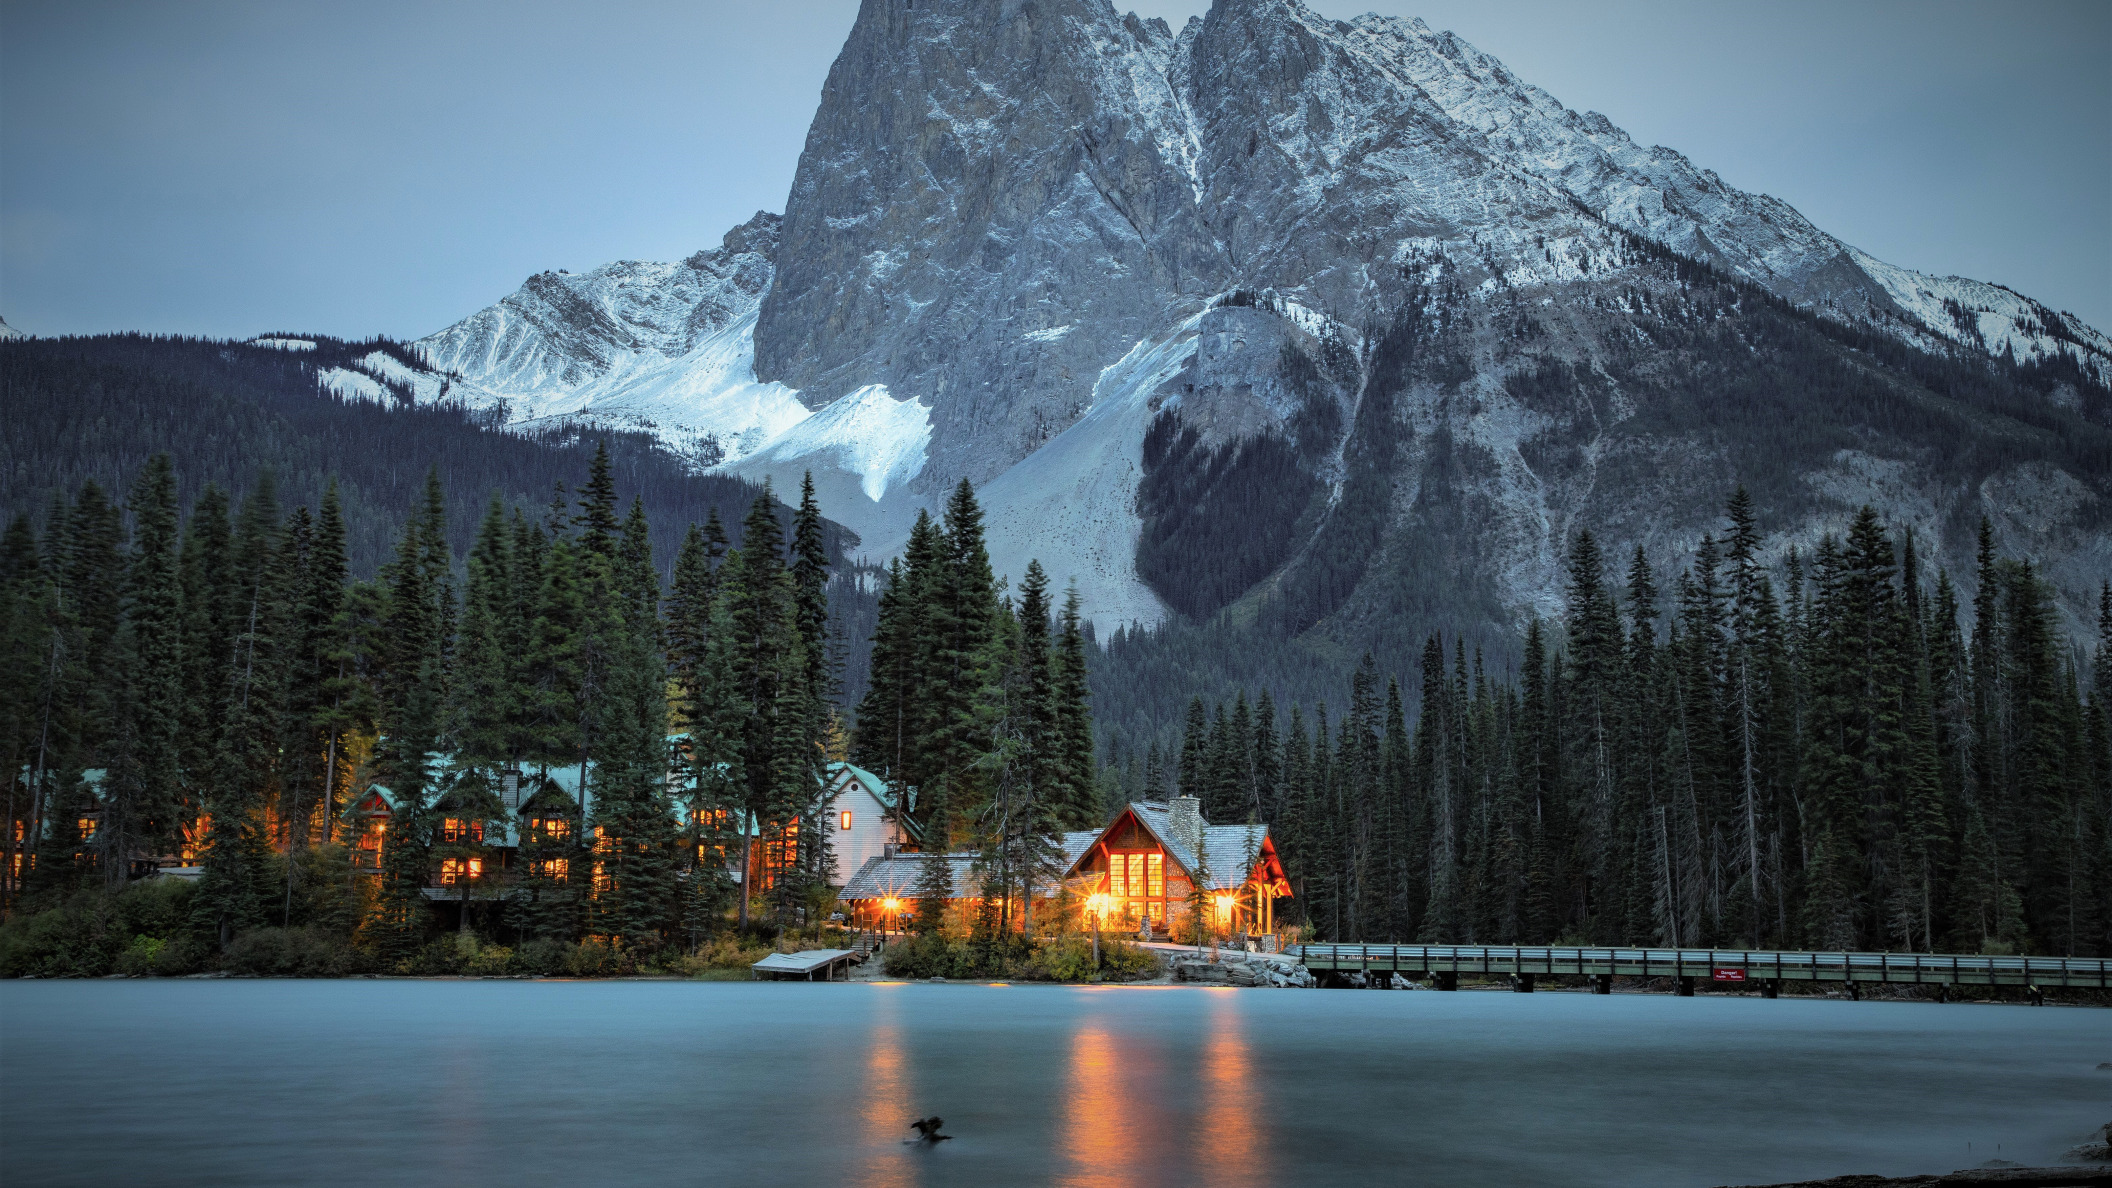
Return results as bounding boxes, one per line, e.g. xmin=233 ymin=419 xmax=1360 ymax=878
xmin=1087 ymin=893 xmax=1112 ymax=970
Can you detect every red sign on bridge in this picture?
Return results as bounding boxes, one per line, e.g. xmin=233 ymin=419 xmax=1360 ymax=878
xmin=1711 ymin=968 xmax=1747 ymax=983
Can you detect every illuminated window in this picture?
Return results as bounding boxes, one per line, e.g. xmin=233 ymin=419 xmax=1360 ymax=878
xmin=77 ymin=817 xmax=99 ymax=840
xmin=839 ymin=810 xmax=853 ymax=831
xmin=438 ymin=858 xmax=484 ymax=885
xmin=528 ymin=816 xmax=571 ymax=842
xmin=1147 ymin=853 xmax=1163 ymax=897
xmin=533 ymin=858 xmax=569 ymax=882
xmin=440 ymin=818 xmax=485 ymax=845
xmin=1148 ymin=901 xmax=1164 ymax=924
xmin=1108 ymin=856 xmax=1126 ymax=898
xmin=592 ymin=861 xmax=610 ymax=894
xmin=1128 ymin=854 xmax=1146 ymax=900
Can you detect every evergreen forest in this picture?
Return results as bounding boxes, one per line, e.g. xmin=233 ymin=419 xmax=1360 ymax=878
xmin=0 ymin=443 xmax=1091 ymax=978
xmin=1126 ymin=490 xmax=2111 ymax=958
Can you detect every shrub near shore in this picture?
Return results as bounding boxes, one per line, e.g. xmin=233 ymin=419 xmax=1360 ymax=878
xmin=881 ymin=931 xmax=1159 ymax=982
xmin=0 ymin=878 xmax=842 ymax=980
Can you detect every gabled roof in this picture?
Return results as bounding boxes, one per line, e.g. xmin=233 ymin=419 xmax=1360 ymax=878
xmin=1058 ymin=830 xmax=1100 ymax=872
xmin=824 ymin=762 xmax=923 ymax=841
xmin=841 ymin=853 xmax=973 ymax=901
xmin=1066 ymin=802 xmax=1284 ymax=894
xmin=839 ymin=851 xmax=1067 ymax=902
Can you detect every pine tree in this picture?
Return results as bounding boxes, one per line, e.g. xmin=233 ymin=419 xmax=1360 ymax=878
xmin=1052 ymin=582 xmax=1097 ymax=827
xmin=363 ymin=477 xmax=452 ymax=963
xmin=192 ymin=476 xmax=292 ymax=949
xmin=105 ymin=455 xmax=183 ymax=882
xmin=723 ymin=484 xmax=802 ymax=928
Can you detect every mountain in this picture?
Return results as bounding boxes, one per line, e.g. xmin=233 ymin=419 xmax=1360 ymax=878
xmin=0 ymin=334 xmax=857 ymax=584
xmin=409 ymin=212 xmax=804 ymax=471
xmin=399 ymin=0 xmax=2110 ymax=655
xmin=0 ymin=316 xmax=23 ymax=341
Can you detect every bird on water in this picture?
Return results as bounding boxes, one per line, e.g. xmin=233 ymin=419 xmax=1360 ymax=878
xmin=909 ymin=1117 xmax=952 ymax=1143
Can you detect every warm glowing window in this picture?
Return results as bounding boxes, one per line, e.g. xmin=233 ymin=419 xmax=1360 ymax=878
xmin=77 ymin=817 xmax=99 ymax=840
xmin=839 ymin=810 xmax=853 ymax=831
xmin=1149 ymin=901 xmax=1164 ymax=923
xmin=438 ymin=858 xmax=484 ymax=885
xmin=1128 ymin=854 xmax=1146 ymax=899
xmin=440 ymin=818 xmax=485 ymax=845
xmin=529 ymin=816 xmax=571 ymax=842
xmin=593 ymin=826 xmax=613 ymax=855
xmin=1147 ymin=853 xmax=1163 ymax=897
xmin=592 ymin=862 xmax=610 ymax=894
xmin=533 ymin=858 xmax=569 ymax=882
xmin=1108 ymin=857 xmax=1126 ymax=898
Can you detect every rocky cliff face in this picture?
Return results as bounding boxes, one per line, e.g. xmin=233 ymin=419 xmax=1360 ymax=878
xmin=409 ymin=0 xmax=2110 ymax=641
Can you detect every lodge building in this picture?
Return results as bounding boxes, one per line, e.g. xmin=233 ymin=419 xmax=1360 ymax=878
xmin=839 ymin=795 xmax=1289 ymax=939
xmin=340 ymin=758 xmax=913 ymax=901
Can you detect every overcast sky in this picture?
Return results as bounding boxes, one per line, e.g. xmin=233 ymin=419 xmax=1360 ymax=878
xmin=4 ymin=0 xmax=2105 ymax=339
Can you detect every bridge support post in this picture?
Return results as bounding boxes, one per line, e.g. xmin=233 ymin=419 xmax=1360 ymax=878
xmin=1675 ymin=976 xmax=1695 ymax=997
xmin=2028 ymin=984 xmax=2044 ymax=1007
xmin=1592 ymin=974 xmax=1611 ymax=995
xmin=1761 ymin=980 xmax=1778 ymax=999
xmin=1846 ymin=981 xmax=1860 ymax=1001
xmin=1512 ymin=974 xmax=1535 ymax=993
xmin=1435 ymin=971 xmax=1457 ymax=992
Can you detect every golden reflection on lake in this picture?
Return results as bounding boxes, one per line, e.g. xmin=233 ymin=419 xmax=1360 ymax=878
xmin=1200 ymin=990 xmax=1270 ymax=1186
xmin=1057 ymin=1021 xmax=1151 ymax=1188
xmin=859 ymin=1010 xmax=913 ymax=1188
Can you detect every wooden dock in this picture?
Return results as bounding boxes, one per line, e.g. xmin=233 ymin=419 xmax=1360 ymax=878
xmin=750 ymin=949 xmax=862 ymax=981
xmin=1291 ymin=944 xmax=2109 ymax=997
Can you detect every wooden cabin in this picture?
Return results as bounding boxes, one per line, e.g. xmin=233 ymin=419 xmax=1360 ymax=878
xmin=1068 ymin=797 xmax=1288 ymax=937
xmin=838 ymin=795 xmax=1290 ymax=939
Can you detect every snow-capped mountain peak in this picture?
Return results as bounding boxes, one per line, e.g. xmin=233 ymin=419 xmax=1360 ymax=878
xmin=401 ymin=0 xmax=2108 ymax=637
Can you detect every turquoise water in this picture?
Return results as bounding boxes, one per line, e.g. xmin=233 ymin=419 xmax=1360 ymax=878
xmin=1 ymin=980 xmax=2103 ymax=1186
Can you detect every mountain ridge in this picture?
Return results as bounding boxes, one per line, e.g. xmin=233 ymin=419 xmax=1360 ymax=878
xmin=385 ymin=0 xmax=2107 ymax=643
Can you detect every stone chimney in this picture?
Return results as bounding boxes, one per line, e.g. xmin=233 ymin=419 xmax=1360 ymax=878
xmin=1168 ymin=795 xmax=1204 ymax=859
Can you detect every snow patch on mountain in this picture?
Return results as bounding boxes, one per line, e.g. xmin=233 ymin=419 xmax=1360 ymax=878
xmin=974 ymin=316 xmax=1205 ymax=633
xmin=409 ymin=212 xmax=792 ymax=467
xmin=359 ymin=350 xmax=449 ymax=404
xmin=318 ymin=367 xmax=390 ymax=404
xmin=739 ymin=384 xmax=931 ymax=504
xmin=1845 ymin=248 xmax=2112 ymax=371
xmin=250 ymin=337 xmax=316 ymax=350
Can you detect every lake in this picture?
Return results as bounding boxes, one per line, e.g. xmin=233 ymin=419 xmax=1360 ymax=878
xmin=1 ymin=980 xmax=2103 ymax=1186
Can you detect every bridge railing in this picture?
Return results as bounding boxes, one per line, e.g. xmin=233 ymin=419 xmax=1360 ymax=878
xmin=1287 ymin=944 xmax=2109 ymax=988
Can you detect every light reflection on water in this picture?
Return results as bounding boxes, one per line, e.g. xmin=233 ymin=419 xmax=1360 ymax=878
xmin=1200 ymin=989 xmax=1267 ymax=1187
xmin=1 ymin=981 xmax=2103 ymax=1188
xmin=860 ymin=998 xmax=913 ymax=1188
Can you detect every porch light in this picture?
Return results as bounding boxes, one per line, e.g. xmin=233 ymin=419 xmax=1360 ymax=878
xmin=882 ymin=897 xmax=902 ymax=913
xmin=1086 ymin=893 xmax=1112 ymax=917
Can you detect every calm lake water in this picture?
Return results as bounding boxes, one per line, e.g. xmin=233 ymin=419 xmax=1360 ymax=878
xmin=1 ymin=980 xmax=2104 ymax=1187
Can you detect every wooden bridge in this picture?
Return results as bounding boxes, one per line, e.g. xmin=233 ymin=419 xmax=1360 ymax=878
xmin=1291 ymin=944 xmax=2109 ymax=999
